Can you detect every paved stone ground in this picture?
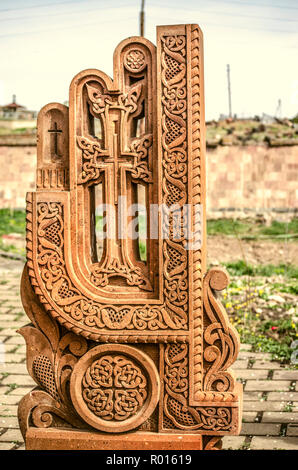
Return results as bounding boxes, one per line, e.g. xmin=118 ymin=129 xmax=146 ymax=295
xmin=0 ymin=258 xmax=298 ymax=451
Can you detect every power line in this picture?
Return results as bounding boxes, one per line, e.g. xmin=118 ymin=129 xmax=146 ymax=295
xmin=1 ymin=0 xmax=297 ymax=14
xmin=0 ymin=3 xmax=135 ymax=23
xmin=0 ymin=15 xmax=137 ymax=39
xmin=1 ymin=19 xmax=296 ymax=41
xmin=0 ymin=0 xmax=80 ymax=13
xmin=220 ymin=0 xmax=298 ymax=11
xmin=1 ymin=16 xmax=297 ymax=41
xmin=0 ymin=5 xmax=297 ymax=40
xmin=147 ymin=13 xmax=298 ymax=34
xmin=206 ymin=8 xmax=298 ymax=22
xmin=1 ymin=1 xmax=297 ymax=25
xmin=147 ymin=2 xmax=298 ymax=22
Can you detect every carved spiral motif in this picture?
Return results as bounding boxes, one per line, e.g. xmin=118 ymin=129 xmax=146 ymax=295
xmin=82 ymin=355 xmax=147 ymax=421
xmin=124 ymin=48 xmax=146 ymax=72
xmin=163 ymin=343 xmax=235 ymax=432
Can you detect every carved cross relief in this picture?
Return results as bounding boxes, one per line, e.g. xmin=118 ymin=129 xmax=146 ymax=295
xmin=77 ymin=78 xmax=152 ymax=291
xmin=48 ymin=121 xmax=62 ymax=158
xmin=19 ymin=25 xmax=242 ymax=449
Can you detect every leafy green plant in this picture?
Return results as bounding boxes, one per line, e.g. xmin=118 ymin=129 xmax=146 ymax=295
xmin=0 ymin=209 xmax=26 ymax=236
xmin=232 ymin=311 xmax=298 ymax=364
xmin=283 ymin=403 xmax=293 ymax=412
xmin=240 ymin=331 xmax=296 ymax=363
xmin=221 ymin=273 xmax=298 ymax=364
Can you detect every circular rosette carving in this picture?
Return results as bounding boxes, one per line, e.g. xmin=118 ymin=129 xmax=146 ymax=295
xmin=124 ymin=48 xmax=146 ymax=73
xmin=82 ymin=355 xmax=147 ymax=421
xmin=70 ymin=344 xmax=160 ymax=432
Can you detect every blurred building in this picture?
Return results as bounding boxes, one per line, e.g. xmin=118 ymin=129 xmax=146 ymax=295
xmin=0 ymin=95 xmax=37 ymax=130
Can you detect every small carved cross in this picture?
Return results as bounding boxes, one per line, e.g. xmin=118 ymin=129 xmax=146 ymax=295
xmin=48 ymin=122 xmax=62 ymax=157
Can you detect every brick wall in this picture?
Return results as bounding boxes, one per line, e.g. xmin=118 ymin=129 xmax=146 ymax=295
xmin=0 ymin=145 xmax=36 ymax=208
xmin=206 ymin=145 xmax=298 ymax=218
xmin=0 ymin=143 xmax=297 ymax=217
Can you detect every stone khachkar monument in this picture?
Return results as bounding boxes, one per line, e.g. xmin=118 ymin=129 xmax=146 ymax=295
xmin=18 ymin=24 xmax=242 ymax=450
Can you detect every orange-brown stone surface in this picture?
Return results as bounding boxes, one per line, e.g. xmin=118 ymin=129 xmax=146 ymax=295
xmin=26 ymin=429 xmax=203 ymax=450
xmin=18 ymin=24 xmax=242 ymax=450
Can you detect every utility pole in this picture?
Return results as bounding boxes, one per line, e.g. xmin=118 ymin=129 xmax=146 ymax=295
xmin=227 ymin=64 xmax=232 ymax=118
xmin=140 ymin=0 xmax=145 ymax=37
xmin=275 ymin=98 xmax=282 ymax=118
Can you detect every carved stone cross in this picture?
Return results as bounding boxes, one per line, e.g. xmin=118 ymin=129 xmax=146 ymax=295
xmin=18 ymin=24 xmax=242 ymax=451
xmin=76 ymin=79 xmax=152 ymax=291
xmin=48 ymin=121 xmax=62 ymax=157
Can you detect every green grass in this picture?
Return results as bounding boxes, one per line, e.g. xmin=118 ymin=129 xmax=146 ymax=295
xmin=234 ymin=312 xmax=298 ymax=364
xmin=222 ymin=274 xmax=298 ymax=364
xmin=138 ymin=241 xmax=146 ymax=261
xmin=0 ymin=127 xmax=36 ymax=135
xmin=207 ymin=218 xmax=249 ymax=236
xmin=0 ymin=209 xmax=27 ymax=256
xmin=207 ymin=217 xmax=298 ymax=239
xmin=1 ymin=210 xmax=297 ymax=241
xmin=95 ymin=215 xmax=104 ymax=233
xmin=241 ymin=332 xmax=296 ymax=363
xmin=13 ymin=127 xmax=33 ymax=133
xmin=223 ymin=260 xmax=298 ymax=279
xmin=0 ymin=208 xmax=26 ymax=236
xmin=0 ymin=240 xmax=25 ymax=257
xmin=260 ymin=218 xmax=298 ymax=236
xmin=277 ymin=283 xmax=298 ymax=295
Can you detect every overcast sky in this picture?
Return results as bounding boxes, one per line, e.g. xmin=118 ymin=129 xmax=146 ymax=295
xmin=0 ymin=0 xmax=297 ymax=120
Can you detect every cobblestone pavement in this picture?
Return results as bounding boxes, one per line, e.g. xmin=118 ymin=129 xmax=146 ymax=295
xmin=0 ymin=258 xmax=297 ymax=451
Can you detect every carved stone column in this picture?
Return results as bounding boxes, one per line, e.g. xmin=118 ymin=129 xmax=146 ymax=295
xmin=18 ymin=24 xmax=242 ymax=450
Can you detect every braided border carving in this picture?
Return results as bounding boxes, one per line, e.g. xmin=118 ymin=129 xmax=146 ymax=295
xmin=162 ymin=343 xmax=238 ymax=434
xmin=191 ymin=24 xmax=203 ymax=399
xmin=160 ymin=31 xmax=189 ymax=335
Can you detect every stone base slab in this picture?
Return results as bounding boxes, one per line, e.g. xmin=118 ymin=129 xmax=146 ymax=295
xmin=25 ymin=428 xmax=203 ymax=450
